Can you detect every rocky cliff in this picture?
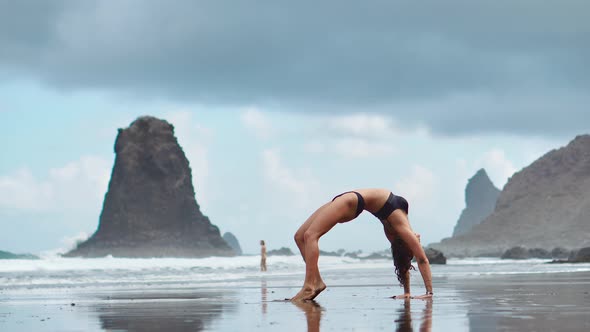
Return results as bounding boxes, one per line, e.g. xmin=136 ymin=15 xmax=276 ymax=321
xmin=65 ymin=116 xmax=234 ymax=258
xmin=452 ymin=169 xmax=500 ymax=236
xmin=431 ymin=135 xmax=590 ymax=257
xmin=222 ymin=232 xmax=242 ymax=255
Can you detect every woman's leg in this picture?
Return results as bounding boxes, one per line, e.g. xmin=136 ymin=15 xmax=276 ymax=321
xmin=291 ymin=194 xmax=358 ymax=301
xmin=294 ymin=203 xmax=330 ymax=261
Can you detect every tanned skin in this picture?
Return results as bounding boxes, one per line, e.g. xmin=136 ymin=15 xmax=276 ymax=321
xmin=382 ymin=209 xmax=433 ymax=300
xmin=291 ymin=188 xmax=433 ymax=302
xmin=260 ymin=240 xmax=267 ymax=272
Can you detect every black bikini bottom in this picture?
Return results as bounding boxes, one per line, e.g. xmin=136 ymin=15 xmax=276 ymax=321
xmin=371 ymin=192 xmax=409 ymax=220
xmin=332 ymin=191 xmax=365 ymax=218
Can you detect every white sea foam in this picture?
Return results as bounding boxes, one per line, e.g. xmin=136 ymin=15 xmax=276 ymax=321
xmin=1 ymin=256 xmax=589 ymax=293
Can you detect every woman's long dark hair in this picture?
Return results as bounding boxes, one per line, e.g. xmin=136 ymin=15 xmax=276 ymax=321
xmin=391 ymin=237 xmax=415 ymax=286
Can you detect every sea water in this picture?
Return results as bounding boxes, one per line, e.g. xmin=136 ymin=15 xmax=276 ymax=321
xmin=2 ymin=255 xmax=590 ymax=332
xmin=1 ymin=255 xmax=589 ymax=294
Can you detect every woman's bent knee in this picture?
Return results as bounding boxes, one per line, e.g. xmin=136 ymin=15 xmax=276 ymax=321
xmin=303 ymin=230 xmax=319 ymax=242
xmin=294 ymin=232 xmax=304 ymax=245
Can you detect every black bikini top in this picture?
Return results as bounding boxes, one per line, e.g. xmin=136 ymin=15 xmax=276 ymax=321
xmin=332 ymin=191 xmax=409 ymax=220
xmin=371 ymin=192 xmax=409 ymax=220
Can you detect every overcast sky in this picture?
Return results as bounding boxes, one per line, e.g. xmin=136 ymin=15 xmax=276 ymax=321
xmin=1 ymin=1 xmax=587 ymax=255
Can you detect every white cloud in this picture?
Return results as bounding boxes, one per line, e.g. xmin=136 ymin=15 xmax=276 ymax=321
xmin=303 ymin=141 xmax=326 ymax=154
xmin=240 ymin=107 xmax=273 ymax=140
xmin=262 ymin=148 xmax=306 ymax=194
xmin=50 ymin=156 xmax=110 ymax=196
xmin=333 ymin=138 xmax=394 ymax=159
xmin=0 ymin=168 xmax=54 ymax=211
xmin=61 ymin=231 xmax=90 ymax=249
xmin=327 ymin=113 xmax=396 ymax=138
xmin=303 ymin=137 xmax=395 ymax=159
xmin=479 ymin=148 xmax=517 ymax=188
xmin=165 ymin=110 xmax=212 ymax=206
xmin=394 ymin=165 xmax=437 ymax=205
xmin=0 ymin=155 xmax=110 ymax=213
xmin=304 ymin=113 xmax=398 ymax=159
xmin=40 ymin=231 xmax=91 ymax=257
xmin=261 ymin=148 xmax=320 ymax=208
xmin=453 ymin=148 xmax=517 ymax=190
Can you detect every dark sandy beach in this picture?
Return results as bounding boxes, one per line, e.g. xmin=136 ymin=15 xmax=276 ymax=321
xmin=1 ymin=267 xmax=589 ymax=332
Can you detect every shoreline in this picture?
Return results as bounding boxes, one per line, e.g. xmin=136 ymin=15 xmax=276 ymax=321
xmin=2 ymin=263 xmax=590 ymax=331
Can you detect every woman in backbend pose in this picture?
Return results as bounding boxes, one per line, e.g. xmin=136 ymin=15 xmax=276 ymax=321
xmin=291 ymin=188 xmax=433 ymax=302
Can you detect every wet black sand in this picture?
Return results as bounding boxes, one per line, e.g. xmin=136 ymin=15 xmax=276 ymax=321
xmin=1 ymin=271 xmax=589 ymax=331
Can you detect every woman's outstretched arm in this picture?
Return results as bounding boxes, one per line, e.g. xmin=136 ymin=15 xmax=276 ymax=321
xmin=383 ymin=224 xmax=413 ymax=298
xmin=392 ymin=270 xmax=411 ymax=298
xmin=389 ymin=213 xmax=433 ymax=298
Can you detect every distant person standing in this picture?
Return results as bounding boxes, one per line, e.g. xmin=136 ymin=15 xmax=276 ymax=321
xmin=260 ymin=240 xmax=267 ymax=272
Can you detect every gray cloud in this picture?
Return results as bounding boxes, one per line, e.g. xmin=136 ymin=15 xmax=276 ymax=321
xmin=1 ymin=0 xmax=588 ymax=136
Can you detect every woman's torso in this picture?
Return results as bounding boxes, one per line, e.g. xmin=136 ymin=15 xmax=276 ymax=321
xmin=351 ymin=188 xmax=392 ymax=215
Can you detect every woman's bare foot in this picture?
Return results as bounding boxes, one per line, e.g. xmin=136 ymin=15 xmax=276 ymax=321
xmin=290 ymin=281 xmax=327 ymax=302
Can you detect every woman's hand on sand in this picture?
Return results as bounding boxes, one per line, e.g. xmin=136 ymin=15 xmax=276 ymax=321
xmin=391 ymin=293 xmax=411 ymax=299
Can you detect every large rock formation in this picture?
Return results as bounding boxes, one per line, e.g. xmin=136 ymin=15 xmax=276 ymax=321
xmin=431 ymin=135 xmax=590 ymax=257
xmin=567 ymin=247 xmax=590 ymax=263
xmin=452 ymin=169 xmax=500 ymax=236
xmin=424 ymin=248 xmax=447 ymax=264
xmin=500 ymin=246 xmax=529 ymax=260
xmin=267 ymin=247 xmax=295 ymax=256
xmin=65 ymin=116 xmax=234 ymax=258
xmin=222 ymin=232 xmax=242 ymax=255
xmin=551 ymin=247 xmax=590 ymax=263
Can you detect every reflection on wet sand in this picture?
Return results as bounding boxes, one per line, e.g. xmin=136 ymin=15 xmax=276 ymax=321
xmin=93 ymin=291 xmax=236 ymax=332
xmin=292 ymin=300 xmax=323 ymax=332
xmin=463 ymin=273 xmax=590 ymax=331
xmin=394 ymin=299 xmax=433 ymax=332
xmin=261 ymin=280 xmax=268 ymax=315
